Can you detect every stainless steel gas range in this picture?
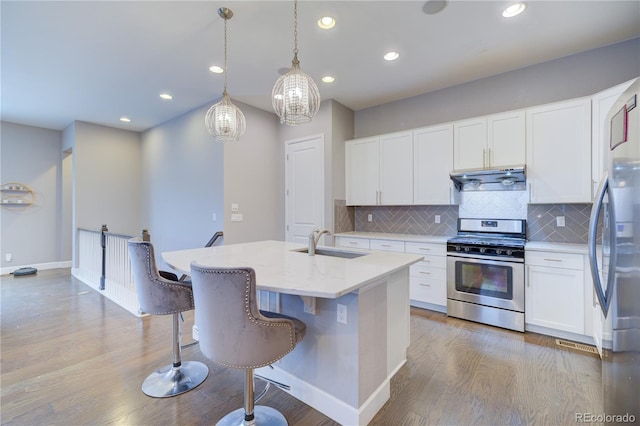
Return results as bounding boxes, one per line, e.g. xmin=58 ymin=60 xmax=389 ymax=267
xmin=446 ymin=218 xmax=526 ymax=332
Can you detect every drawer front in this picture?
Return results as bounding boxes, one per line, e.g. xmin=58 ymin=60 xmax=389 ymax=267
xmin=405 ymin=241 xmax=446 ymax=257
xmin=335 ymin=237 xmax=370 ymax=250
xmin=526 ymin=251 xmax=584 ymax=270
xmin=410 ymin=268 xmax=446 ymax=305
xmin=411 ymin=256 xmax=447 ymax=269
xmin=370 ymin=239 xmax=405 ymax=253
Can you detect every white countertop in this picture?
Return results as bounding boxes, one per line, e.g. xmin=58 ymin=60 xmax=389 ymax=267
xmin=334 ymin=231 xmax=450 ymax=244
xmin=162 ymin=240 xmax=422 ymax=299
xmin=525 ymin=241 xmax=588 ymax=254
xmin=335 ymin=231 xmax=589 ymax=255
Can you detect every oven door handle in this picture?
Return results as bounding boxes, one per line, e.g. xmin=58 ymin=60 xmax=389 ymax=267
xmin=447 ymin=252 xmax=524 ymax=264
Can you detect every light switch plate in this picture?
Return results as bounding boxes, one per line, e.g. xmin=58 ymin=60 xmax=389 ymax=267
xmin=367 ymin=214 xmax=373 ymax=222
xmin=231 ymin=213 xmax=243 ymax=222
xmin=556 ymin=216 xmax=565 ymax=227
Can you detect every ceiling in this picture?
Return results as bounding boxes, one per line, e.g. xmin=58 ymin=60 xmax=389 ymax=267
xmin=2 ymin=1 xmax=639 ymax=133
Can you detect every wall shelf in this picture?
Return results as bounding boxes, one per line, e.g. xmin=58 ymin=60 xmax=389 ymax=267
xmin=1 ymin=182 xmax=35 ymax=207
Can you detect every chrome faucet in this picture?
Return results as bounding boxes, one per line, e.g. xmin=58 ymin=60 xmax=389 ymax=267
xmin=308 ymin=228 xmax=331 ymax=256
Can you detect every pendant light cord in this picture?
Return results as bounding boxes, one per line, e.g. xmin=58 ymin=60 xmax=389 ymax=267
xmin=293 ymin=0 xmax=298 ymax=57
xmin=223 ymin=15 xmax=228 ymax=94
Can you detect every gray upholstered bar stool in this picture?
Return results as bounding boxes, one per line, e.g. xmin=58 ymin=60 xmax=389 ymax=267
xmin=190 ymin=264 xmax=306 ymax=426
xmin=128 ymin=238 xmax=209 ymax=397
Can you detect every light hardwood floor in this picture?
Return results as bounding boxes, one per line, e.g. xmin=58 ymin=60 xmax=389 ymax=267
xmin=1 ymin=269 xmax=603 ymax=425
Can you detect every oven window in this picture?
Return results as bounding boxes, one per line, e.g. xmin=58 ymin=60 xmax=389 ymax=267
xmin=455 ymin=261 xmax=513 ymax=300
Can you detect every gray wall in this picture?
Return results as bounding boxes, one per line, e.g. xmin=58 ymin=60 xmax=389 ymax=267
xmin=223 ymin=100 xmax=283 ymax=244
xmin=72 ymin=122 xmax=142 ymax=235
xmin=0 ymin=122 xmax=63 ymax=268
xmin=355 ymin=38 xmax=640 ymax=138
xmin=140 ymin=103 xmax=224 ymax=257
xmin=278 ymin=100 xmax=354 ymax=238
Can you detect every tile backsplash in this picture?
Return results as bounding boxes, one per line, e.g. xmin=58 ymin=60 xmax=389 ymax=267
xmin=527 ymin=204 xmax=591 ymax=243
xmin=354 ymin=205 xmax=458 ymax=236
xmin=345 ymin=198 xmax=591 ymax=244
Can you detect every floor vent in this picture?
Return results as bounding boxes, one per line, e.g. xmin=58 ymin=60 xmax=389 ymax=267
xmin=555 ymin=339 xmax=598 ymax=354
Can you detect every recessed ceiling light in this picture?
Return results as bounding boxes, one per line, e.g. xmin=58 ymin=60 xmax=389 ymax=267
xmin=322 ymin=76 xmax=335 ymax=83
xmin=159 ymin=93 xmax=173 ymax=100
xmin=502 ymin=3 xmax=526 ymax=18
xmin=384 ymin=51 xmax=399 ymax=61
xmin=317 ymin=16 xmax=335 ymax=30
xmin=120 ymin=117 xmax=131 ymax=123
xmin=209 ymin=65 xmax=224 ymax=74
xmin=423 ymin=0 xmax=447 ymax=15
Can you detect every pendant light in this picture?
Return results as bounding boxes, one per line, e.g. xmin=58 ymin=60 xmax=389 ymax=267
xmin=205 ymin=7 xmax=245 ymax=143
xmin=272 ymin=0 xmax=320 ymax=126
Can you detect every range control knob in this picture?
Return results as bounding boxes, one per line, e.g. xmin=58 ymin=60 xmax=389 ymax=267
xmin=496 ymin=249 xmax=503 ymax=255
xmin=455 ymin=246 xmax=461 ymax=252
xmin=479 ymin=248 xmax=486 ymax=254
xmin=506 ymin=250 xmax=513 ymax=256
xmin=464 ymin=247 xmax=470 ymax=253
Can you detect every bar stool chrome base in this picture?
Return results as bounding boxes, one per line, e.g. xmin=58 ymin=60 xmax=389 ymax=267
xmin=142 ymin=361 xmax=209 ymax=398
xmin=216 ymin=406 xmax=287 ymax=426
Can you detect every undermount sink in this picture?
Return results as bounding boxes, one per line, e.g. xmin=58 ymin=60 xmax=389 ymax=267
xmin=291 ymin=247 xmax=369 ymax=259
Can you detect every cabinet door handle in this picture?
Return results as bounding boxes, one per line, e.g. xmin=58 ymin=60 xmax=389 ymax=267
xmin=483 ymin=148 xmax=486 ymax=167
xmin=488 ymin=148 xmax=492 ymax=166
xmin=381 ymin=244 xmax=392 ymax=248
xmin=418 ymin=283 xmax=431 ymax=287
xmin=419 ymin=247 xmax=431 ymax=251
xmin=419 ymin=271 xmax=431 ymax=275
xmin=543 ymin=258 xmax=563 ymax=262
xmin=348 ymin=242 xmax=358 ymax=245
xmin=527 ymin=266 xmax=530 ymax=287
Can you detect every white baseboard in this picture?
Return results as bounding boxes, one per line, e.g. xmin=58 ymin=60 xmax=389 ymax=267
xmin=1 ymin=260 xmax=72 ymax=276
xmin=254 ymin=364 xmax=391 ymax=426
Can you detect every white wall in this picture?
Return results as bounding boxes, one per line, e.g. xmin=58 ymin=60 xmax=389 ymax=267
xmin=140 ymin=103 xmax=224 ymax=257
xmin=355 ymin=38 xmax=640 ymax=137
xmin=0 ymin=121 xmax=63 ymax=268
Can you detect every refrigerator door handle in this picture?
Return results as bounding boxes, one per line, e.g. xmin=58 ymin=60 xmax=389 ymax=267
xmin=588 ymin=173 xmax=614 ymax=316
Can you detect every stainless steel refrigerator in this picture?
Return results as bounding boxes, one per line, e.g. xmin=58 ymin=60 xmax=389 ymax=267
xmin=589 ymin=79 xmax=639 ymax=423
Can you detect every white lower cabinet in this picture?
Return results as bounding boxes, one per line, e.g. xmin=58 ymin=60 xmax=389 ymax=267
xmin=405 ymin=242 xmax=447 ymax=310
xmin=525 ymin=251 xmax=585 ymax=336
xmin=336 ymin=236 xmax=447 ymax=311
xmin=335 ymin=236 xmax=370 ymax=250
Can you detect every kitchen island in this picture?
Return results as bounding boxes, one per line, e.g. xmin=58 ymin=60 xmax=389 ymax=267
xmin=162 ymin=240 xmax=422 ymax=425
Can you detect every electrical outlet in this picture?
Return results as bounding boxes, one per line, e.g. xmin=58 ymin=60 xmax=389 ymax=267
xmin=556 ymin=216 xmax=566 ymax=227
xmin=5 ymin=253 xmax=12 ymax=262
xmin=337 ymin=304 xmax=347 ymax=324
xmin=231 ymin=204 xmax=239 ymax=212
xmin=435 ymin=215 xmax=441 ymax=224
xmin=212 ymin=213 xmax=217 ymax=222
xmin=367 ymin=214 xmax=373 ymax=222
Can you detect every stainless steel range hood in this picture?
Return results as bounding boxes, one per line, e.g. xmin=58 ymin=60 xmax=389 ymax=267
xmin=450 ymin=165 xmax=526 ymax=191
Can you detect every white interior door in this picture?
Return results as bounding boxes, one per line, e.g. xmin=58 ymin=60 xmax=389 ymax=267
xmin=285 ymin=135 xmax=324 ymax=244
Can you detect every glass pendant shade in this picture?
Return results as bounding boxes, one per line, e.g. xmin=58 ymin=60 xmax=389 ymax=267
xmin=205 ymin=7 xmax=244 ymax=143
xmin=205 ymin=90 xmax=246 ymax=143
xmin=272 ymin=55 xmax=320 ymax=126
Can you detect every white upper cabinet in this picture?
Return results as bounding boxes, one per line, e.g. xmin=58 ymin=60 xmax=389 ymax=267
xmin=379 ymin=131 xmax=414 ymax=205
xmin=346 ymin=131 xmax=413 ymax=206
xmin=453 ymin=111 xmax=525 ymax=170
xmin=413 ymin=124 xmax=455 ymax=205
xmin=453 ymin=117 xmax=486 ymax=170
xmin=345 ymin=137 xmax=379 ymax=205
xmin=591 ymin=78 xmax=638 ymax=195
xmin=526 ymin=97 xmax=592 ymax=203
xmin=487 ymin=110 xmax=526 ymax=167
